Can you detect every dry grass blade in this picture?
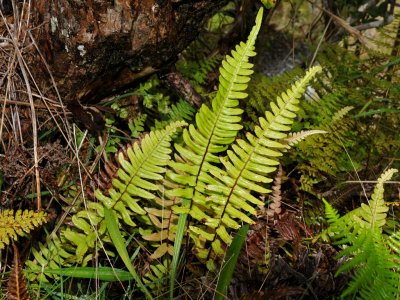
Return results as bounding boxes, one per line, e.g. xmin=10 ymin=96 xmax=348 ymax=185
xmin=7 ymin=243 xmax=31 ymax=300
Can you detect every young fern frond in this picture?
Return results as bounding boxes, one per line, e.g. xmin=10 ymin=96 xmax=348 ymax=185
xmin=283 ymin=130 xmax=327 ymax=148
xmin=188 ymin=66 xmax=322 ymax=264
xmin=324 ymin=169 xmax=400 ymax=299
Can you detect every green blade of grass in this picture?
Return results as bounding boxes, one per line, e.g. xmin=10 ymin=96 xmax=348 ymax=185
xmin=104 ymin=207 xmax=153 ymax=299
xmin=169 ymin=199 xmax=190 ymax=299
xmin=215 ymin=224 xmax=249 ymax=300
xmin=42 ymin=267 xmax=134 ymax=281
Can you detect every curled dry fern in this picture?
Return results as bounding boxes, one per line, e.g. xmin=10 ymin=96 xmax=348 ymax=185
xmin=8 ymin=244 xmax=31 ymax=300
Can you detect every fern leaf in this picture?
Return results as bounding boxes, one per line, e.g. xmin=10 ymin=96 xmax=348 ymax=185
xmin=266 ymin=165 xmax=283 ymax=217
xmin=7 ymin=244 xmax=31 ymax=300
xmin=95 ymin=121 xmax=186 ymax=224
xmin=189 ymin=66 xmax=321 ymax=264
xmin=47 ymin=121 xmax=185 ymax=267
xmin=167 ymin=8 xmax=264 ymax=188
xmin=165 ymin=8 xmax=264 ymax=274
xmin=283 ymin=130 xmax=327 ymax=148
xmin=0 ymin=210 xmax=47 ymax=249
xmin=360 ymin=168 xmax=397 ymax=229
xmin=324 ymin=169 xmax=400 ymax=299
xmin=322 ymin=198 xmax=340 ymax=225
xmin=338 ymin=229 xmax=400 ymax=299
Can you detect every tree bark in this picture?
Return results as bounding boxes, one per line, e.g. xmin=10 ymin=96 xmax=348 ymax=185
xmin=8 ymin=0 xmax=228 ymax=130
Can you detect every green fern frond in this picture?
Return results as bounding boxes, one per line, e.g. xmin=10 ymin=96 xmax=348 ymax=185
xmin=360 ymin=169 xmax=397 ymax=228
xmin=187 ymin=66 xmax=322 ymax=264
xmin=322 ymin=198 xmax=340 ymax=226
xmin=331 ymin=106 xmax=354 ymax=122
xmin=25 ymin=238 xmax=74 ymax=281
xmin=339 ymin=229 xmax=399 ymax=299
xmin=95 ymin=120 xmax=187 ymax=223
xmin=297 ymin=105 xmax=355 ymax=192
xmin=324 ymin=169 xmax=400 ymax=299
xmin=0 ymin=210 xmax=47 ymax=249
xmin=246 ymin=68 xmax=305 ymax=121
xmin=36 ymin=121 xmax=186 ymax=269
xmin=177 ymin=55 xmax=222 ymax=85
xmin=164 ymin=8 xmax=264 ymax=274
xmin=153 ymin=99 xmax=195 ymax=130
xmin=169 ymin=8 xmax=263 ymax=174
xmin=128 ymin=114 xmax=147 ymax=138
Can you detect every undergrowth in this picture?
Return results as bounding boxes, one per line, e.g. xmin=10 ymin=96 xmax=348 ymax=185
xmin=0 ymin=1 xmax=399 ymax=300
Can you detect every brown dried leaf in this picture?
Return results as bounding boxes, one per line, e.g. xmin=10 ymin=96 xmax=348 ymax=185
xmin=7 ymin=243 xmax=30 ymax=300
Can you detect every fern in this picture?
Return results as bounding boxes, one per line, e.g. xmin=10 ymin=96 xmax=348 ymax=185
xmin=185 ymin=66 xmax=322 ymax=266
xmin=128 ymin=114 xmax=147 ymax=138
xmin=165 ymin=8 xmax=265 ymax=270
xmin=152 ymin=99 xmax=195 ymax=130
xmin=177 ymin=54 xmax=222 ymax=86
xmin=8 ymin=244 xmax=31 ymax=300
xmin=0 ymin=210 xmax=47 ymax=249
xmin=246 ymin=68 xmax=305 ymax=124
xmin=266 ymin=165 xmax=283 ymax=218
xmin=28 ymin=121 xmax=185 ymax=274
xmin=25 ymin=8 xmax=325 ymax=296
xmin=324 ymin=169 xmax=400 ymax=299
xmin=297 ymin=106 xmax=355 ymax=192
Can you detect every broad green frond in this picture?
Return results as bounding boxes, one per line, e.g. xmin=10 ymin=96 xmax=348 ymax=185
xmin=40 ymin=121 xmax=186 ymax=267
xmin=188 ymin=66 xmax=322 ymax=264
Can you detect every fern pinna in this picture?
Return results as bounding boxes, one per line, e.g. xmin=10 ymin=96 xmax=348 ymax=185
xmin=324 ymin=169 xmax=400 ymax=299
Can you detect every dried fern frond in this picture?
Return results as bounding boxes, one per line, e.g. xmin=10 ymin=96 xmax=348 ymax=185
xmin=7 ymin=243 xmax=31 ymax=300
xmin=0 ymin=210 xmax=47 ymax=249
xmin=266 ymin=165 xmax=283 ymax=218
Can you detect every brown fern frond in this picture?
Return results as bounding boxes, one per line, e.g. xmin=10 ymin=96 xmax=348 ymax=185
xmin=7 ymin=243 xmax=31 ymax=300
xmin=266 ymin=165 xmax=283 ymax=218
xmin=0 ymin=210 xmax=48 ymax=249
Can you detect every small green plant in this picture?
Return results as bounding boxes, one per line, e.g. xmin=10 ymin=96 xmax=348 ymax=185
xmin=324 ymin=169 xmax=400 ymax=299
